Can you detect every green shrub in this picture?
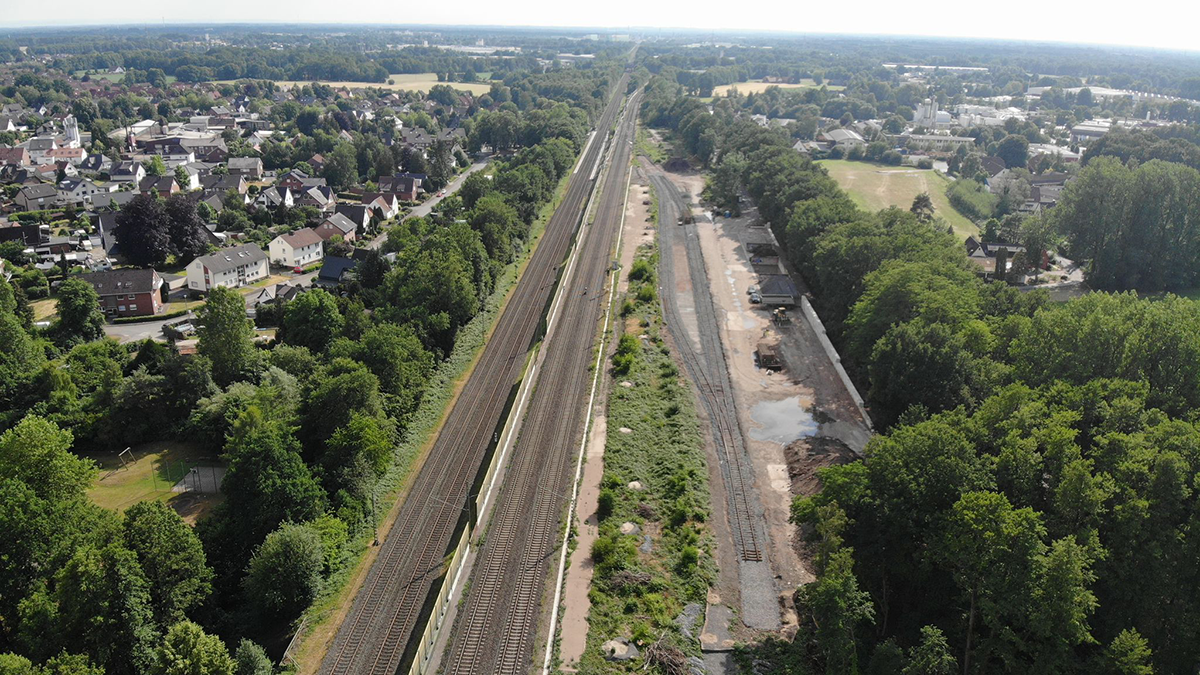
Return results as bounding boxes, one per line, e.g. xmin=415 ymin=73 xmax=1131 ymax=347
xmin=597 ymin=487 xmax=616 ymax=521
xmin=628 ymin=258 xmax=655 ymax=282
xmin=636 ymin=284 xmax=656 ymax=304
xmin=678 ymin=545 xmax=700 ymax=570
xmin=947 ymin=178 xmax=998 ymax=221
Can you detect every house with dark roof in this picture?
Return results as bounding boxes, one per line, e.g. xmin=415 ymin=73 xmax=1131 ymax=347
xmin=335 ymin=204 xmax=371 ymax=231
xmin=26 ymin=138 xmax=58 ymax=164
xmin=15 ymin=183 xmax=59 ymax=210
xmin=139 ymin=175 xmax=180 ymax=196
xmin=255 ymin=185 xmax=293 ymax=209
xmin=201 ymin=174 xmax=248 ymax=194
xmin=78 ymin=154 xmax=113 ymax=176
xmin=965 ymin=236 xmax=1026 ymax=277
xmin=96 ymin=212 xmax=120 ymax=255
xmin=249 ymin=282 xmax=305 ymax=312
xmin=377 ymin=174 xmax=422 ymax=201
xmin=317 ymin=256 xmax=359 ymax=286
xmin=277 ymin=169 xmax=327 ymax=192
xmin=90 ymin=191 xmax=138 ymax=212
xmin=186 ymin=243 xmax=268 ymax=292
xmin=295 ymin=185 xmax=336 ymax=212
xmin=84 ymin=268 xmax=164 ymax=318
xmin=0 ymin=219 xmax=44 ymax=246
xmin=312 ymin=213 xmax=359 ymax=242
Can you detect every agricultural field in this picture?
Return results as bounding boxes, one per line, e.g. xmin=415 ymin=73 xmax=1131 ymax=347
xmin=712 ymin=78 xmax=845 ymax=96
xmin=218 ymin=72 xmax=493 ymax=95
xmin=818 ymin=159 xmax=978 ymax=240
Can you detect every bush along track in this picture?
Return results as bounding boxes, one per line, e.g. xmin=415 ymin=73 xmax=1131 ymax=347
xmin=581 ymin=242 xmax=717 ymax=672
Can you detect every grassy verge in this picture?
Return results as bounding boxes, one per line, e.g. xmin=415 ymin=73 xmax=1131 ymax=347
xmin=578 ymin=243 xmax=717 ymax=671
xmin=636 ymin=126 xmax=667 ymax=165
xmin=287 ymin=164 xmax=574 ymax=674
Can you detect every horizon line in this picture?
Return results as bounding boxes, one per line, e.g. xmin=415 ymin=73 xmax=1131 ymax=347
xmin=0 ymin=22 xmax=1196 ymax=57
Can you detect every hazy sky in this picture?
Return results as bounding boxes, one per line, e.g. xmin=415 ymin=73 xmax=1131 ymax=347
xmin=4 ymin=0 xmax=1199 ymax=53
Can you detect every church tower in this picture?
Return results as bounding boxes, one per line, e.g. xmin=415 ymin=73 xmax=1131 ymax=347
xmin=63 ymin=115 xmax=80 ymax=148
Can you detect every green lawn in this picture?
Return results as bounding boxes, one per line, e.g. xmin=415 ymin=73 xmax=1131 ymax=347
xmin=88 ymin=441 xmax=223 ymax=524
xmin=30 ymin=297 xmax=58 ymax=321
xmin=818 ymin=159 xmax=979 ymax=240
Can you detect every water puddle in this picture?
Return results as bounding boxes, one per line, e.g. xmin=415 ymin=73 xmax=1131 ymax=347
xmin=748 ymin=396 xmax=818 ymax=444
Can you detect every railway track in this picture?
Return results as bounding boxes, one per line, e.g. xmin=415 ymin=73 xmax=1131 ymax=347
xmin=651 ymin=173 xmax=765 ymax=563
xmin=443 ymin=89 xmax=642 ymax=675
xmin=319 ymin=73 xmax=630 ymax=675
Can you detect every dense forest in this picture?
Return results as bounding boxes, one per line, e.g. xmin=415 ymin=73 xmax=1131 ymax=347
xmin=642 ymin=68 xmax=1200 ymax=673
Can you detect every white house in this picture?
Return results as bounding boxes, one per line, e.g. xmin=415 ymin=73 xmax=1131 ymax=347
xmin=45 ymin=147 xmax=87 ymax=166
xmin=111 ymin=161 xmax=146 ymax=184
xmin=147 ymin=145 xmax=196 ymax=168
xmin=255 ymin=186 xmax=293 ymax=209
xmin=57 ymin=178 xmax=115 ymax=206
xmin=26 ymin=138 xmax=57 ymax=165
xmin=268 ymin=229 xmax=323 ymax=268
xmin=186 ymin=243 xmax=269 ymax=292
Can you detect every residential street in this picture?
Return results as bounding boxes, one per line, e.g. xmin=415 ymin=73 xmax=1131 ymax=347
xmin=367 ymin=159 xmax=489 ymax=250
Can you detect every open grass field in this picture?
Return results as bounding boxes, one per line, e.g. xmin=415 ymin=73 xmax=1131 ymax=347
xmin=818 ymin=159 xmax=979 ymax=240
xmin=712 ymin=78 xmax=845 ymax=96
xmin=87 ymin=441 xmax=224 ymax=524
xmin=218 ymin=72 xmax=492 ymax=95
xmin=30 ymin=297 xmax=57 ymax=321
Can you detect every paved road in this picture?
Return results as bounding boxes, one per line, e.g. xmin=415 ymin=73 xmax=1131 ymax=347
xmin=367 ymin=159 xmax=490 ymax=250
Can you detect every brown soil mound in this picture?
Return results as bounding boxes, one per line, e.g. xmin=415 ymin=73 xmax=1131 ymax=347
xmin=784 ymin=436 xmax=857 ymax=497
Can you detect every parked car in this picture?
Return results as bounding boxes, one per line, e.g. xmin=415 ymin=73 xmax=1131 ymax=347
xmin=750 ymin=292 xmax=762 ymax=304
xmin=747 ymin=285 xmax=760 ymax=296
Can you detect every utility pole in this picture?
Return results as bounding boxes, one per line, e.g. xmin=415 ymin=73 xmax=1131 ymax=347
xmin=371 ymin=492 xmax=379 ymax=546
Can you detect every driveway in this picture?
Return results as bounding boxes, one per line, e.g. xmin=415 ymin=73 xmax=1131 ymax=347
xmin=103 ymin=313 xmax=192 ymax=343
xmin=368 ymin=159 xmax=490 ymax=250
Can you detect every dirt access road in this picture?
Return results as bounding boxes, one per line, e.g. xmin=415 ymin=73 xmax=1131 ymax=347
xmin=651 ymin=163 xmax=871 ymax=641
